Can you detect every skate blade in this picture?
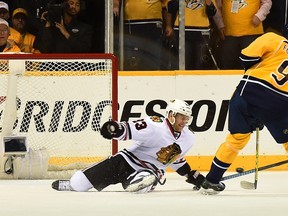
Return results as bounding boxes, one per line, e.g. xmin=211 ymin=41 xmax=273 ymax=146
xmin=199 ymin=188 xmax=220 ymax=195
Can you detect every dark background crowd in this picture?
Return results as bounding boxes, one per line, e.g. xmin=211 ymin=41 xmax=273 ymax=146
xmin=2 ymin=0 xmax=288 ymax=70
xmin=8 ymin=0 xmax=105 ymax=53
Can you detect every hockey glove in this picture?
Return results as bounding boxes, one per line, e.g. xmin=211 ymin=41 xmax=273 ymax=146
xmin=186 ymin=170 xmax=205 ymax=191
xmin=100 ymin=121 xmax=124 ymax=139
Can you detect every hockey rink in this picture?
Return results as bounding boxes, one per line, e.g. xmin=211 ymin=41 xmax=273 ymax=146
xmin=0 ymin=171 xmax=287 ymax=216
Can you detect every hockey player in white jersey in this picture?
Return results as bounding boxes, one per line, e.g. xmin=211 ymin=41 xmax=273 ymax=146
xmin=52 ymin=99 xmax=205 ymax=193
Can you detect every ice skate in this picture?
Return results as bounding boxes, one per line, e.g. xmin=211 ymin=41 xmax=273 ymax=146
xmin=200 ymin=179 xmax=225 ymax=195
xmin=125 ymin=170 xmax=157 ymax=193
xmin=52 ymin=180 xmax=73 ymax=191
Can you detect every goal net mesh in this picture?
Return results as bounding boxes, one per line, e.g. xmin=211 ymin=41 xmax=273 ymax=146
xmin=0 ymin=54 xmax=117 ymax=179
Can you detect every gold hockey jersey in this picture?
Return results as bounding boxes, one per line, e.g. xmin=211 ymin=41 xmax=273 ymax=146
xmin=241 ymin=32 xmax=288 ymax=93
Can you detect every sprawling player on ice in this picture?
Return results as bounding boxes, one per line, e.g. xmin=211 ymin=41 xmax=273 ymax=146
xmin=52 ymin=99 xmax=205 ymax=193
xmin=201 ymin=27 xmax=288 ymax=195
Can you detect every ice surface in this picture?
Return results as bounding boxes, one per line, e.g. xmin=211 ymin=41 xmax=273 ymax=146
xmin=0 ymin=171 xmax=287 ymax=216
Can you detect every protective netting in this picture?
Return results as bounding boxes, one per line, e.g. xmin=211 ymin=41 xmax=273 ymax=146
xmin=0 ymin=54 xmax=117 ymax=178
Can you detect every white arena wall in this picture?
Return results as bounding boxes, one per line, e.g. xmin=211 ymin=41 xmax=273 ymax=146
xmin=117 ymin=70 xmax=288 ymax=171
xmin=1 ymin=68 xmax=287 ymax=179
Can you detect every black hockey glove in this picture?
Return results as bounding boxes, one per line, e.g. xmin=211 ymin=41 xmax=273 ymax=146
xmin=186 ymin=170 xmax=205 ymax=191
xmin=100 ymin=121 xmax=124 ymax=139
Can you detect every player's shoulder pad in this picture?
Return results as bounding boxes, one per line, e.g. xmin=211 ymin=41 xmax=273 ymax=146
xmin=149 ymin=115 xmax=164 ymax=123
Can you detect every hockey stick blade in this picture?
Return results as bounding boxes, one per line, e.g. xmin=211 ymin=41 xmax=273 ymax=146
xmin=221 ymin=159 xmax=288 ymax=181
xmin=240 ymin=180 xmax=257 ymax=190
xmin=240 ymin=128 xmax=260 ymax=190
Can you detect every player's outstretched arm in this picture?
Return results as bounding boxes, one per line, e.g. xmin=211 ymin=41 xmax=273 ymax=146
xmin=100 ymin=120 xmax=124 ymax=139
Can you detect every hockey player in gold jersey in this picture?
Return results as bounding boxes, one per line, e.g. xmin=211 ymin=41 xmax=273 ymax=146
xmin=201 ymin=29 xmax=288 ymax=194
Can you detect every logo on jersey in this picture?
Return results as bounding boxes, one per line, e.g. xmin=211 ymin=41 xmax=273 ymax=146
xmin=150 ymin=116 xmax=163 ymax=123
xmin=186 ymin=0 xmax=204 ymax=10
xmin=232 ymin=0 xmax=248 ymax=10
xmin=156 ymin=143 xmax=182 ymax=165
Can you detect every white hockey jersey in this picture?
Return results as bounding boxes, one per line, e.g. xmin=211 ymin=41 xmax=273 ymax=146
xmin=115 ymin=116 xmax=196 ymax=178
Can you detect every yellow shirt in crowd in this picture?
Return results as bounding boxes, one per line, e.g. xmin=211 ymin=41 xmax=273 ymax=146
xmin=222 ymin=0 xmax=263 ymax=36
xmin=124 ymin=0 xmax=163 ymax=21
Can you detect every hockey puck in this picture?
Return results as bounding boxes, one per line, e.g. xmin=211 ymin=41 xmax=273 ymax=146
xmin=236 ymin=167 xmax=244 ymax=173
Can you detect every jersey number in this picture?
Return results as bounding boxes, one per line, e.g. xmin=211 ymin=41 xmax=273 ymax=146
xmin=271 ymin=60 xmax=288 ymax=85
xmin=133 ymin=119 xmax=147 ymax=130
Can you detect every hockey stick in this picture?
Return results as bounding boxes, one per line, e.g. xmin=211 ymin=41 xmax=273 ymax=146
xmin=201 ymin=33 xmax=220 ymax=70
xmin=221 ymin=158 xmax=288 ymax=181
xmin=240 ymin=127 xmax=260 ymax=189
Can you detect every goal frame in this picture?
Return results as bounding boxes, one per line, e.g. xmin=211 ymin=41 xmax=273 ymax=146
xmin=0 ymin=53 xmax=119 ymax=154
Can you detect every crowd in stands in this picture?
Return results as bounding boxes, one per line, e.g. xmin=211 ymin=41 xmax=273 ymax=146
xmin=1 ymin=0 xmax=287 ymax=70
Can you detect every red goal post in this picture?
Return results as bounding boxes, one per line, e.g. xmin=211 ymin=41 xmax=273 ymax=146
xmin=0 ymin=53 xmax=118 ymax=179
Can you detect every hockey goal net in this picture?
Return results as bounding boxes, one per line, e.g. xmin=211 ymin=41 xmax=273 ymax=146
xmin=0 ymin=53 xmax=118 ymax=179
